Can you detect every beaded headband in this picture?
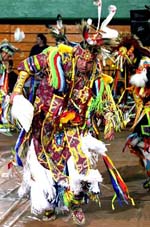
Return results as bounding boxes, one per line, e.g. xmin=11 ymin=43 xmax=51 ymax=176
xmin=74 ymin=45 xmax=95 ymax=62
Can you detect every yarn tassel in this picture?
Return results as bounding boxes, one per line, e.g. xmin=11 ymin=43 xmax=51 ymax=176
xmin=48 ymin=47 xmax=66 ymax=92
xmin=102 ymin=154 xmax=135 ymax=209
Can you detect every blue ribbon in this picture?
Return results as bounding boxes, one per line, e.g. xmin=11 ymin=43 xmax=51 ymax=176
xmin=14 ymin=128 xmax=26 ymax=166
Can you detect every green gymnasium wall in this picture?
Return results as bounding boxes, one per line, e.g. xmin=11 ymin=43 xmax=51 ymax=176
xmin=0 ymin=0 xmax=149 ymax=22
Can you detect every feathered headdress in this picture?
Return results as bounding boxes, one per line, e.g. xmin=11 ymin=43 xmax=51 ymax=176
xmin=112 ymin=34 xmax=150 ymax=71
xmin=0 ymin=39 xmax=19 ymax=56
xmin=113 ymin=34 xmax=150 ymax=57
xmin=77 ymin=0 xmax=119 ymax=55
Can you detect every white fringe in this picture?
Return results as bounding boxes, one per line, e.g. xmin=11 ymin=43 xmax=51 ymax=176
xmin=18 ymin=161 xmax=31 ymax=198
xmin=68 ymin=156 xmax=103 ymax=195
xmin=67 ymin=133 xmax=105 ymax=195
xmin=30 ymin=179 xmax=54 ymax=215
xmin=81 ymin=133 xmax=107 ymax=166
xmin=18 ymin=134 xmax=107 ymax=213
xmin=81 ymin=169 xmax=103 ymax=194
xmin=18 ymin=140 xmax=56 ymax=215
xmin=67 ymin=156 xmax=82 ymax=195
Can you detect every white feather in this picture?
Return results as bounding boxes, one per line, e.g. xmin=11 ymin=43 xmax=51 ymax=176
xmin=93 ymin=0 xmax=102 ymax=30
xmin=101 ymin=5 xmax=116 ymax=28
xmin=14 ymin=28 xmax=25 ymax=42
xmin=87 ymin=18 xmax=93 ymax=26
xmin=100 ymin=5 xmax=118 ymax=39
xmin=130 ymin=68 xmax=148 ymax=87
xmin=11 ymin=95 xmax=34 ymax=132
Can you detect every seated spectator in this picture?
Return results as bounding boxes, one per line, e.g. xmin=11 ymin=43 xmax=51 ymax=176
xmin=29 ymin=33 xmax=49 ymax=56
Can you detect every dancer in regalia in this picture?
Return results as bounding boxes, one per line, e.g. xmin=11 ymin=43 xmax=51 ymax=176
xmin=10 ymin=2 xmax=134 ymax=225
xmin=112 ymin=34 xmax=150 ymax=190
xmin=0 ymin=39 xmax=18 ymax=132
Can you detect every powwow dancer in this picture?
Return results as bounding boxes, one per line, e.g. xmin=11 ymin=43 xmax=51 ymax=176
xmin=0 ymin=29 xmax=24 ymax=133
xmin=112 ymin=34 xmax=150 ymax=190
xmin=129 ymin=59 xmax=150 ymax=190
xmin=10 ymin=2 xmax=134 ymax=226
xmin=0 ymin=39 xmax=19 ymax=133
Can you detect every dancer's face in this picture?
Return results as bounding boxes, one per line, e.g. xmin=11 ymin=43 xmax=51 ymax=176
xmin=76 ymin=57 xmax=93 ymax=73
xmin=1 ymin=51 xmax=12 ymax=61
